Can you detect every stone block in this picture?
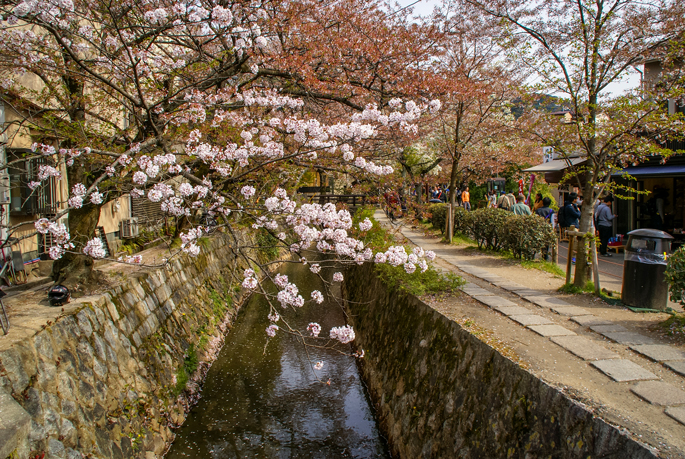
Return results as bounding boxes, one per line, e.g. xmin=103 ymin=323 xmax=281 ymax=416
xmin=135 ymin=301 xmax=151 ymax=319
xmin=105 ymin=300 xmax=120 ymax=322
xmin=590 ymin=324 xmax=627 ymax=333
xmin=461 ymin=286 xmax=493 ymax=296
xmin=630 ymin=344 xmax=685 ymax=362
xmin=497 ymin=282 xmax=528 ymax=292
xmin=76 ymin=310 xmax=94 ymax=337
xmin=494 ymin=306 xmax=532 ymax=316
xmin=33 ymin=332 xmax=55 ymax=362
xmin=551 ymin=336 xmax=620 ymax=360
xmin=550 ymin=306 xmax=589 ymax=316
xmin=571 ymin=315 xmax=613 ymax=326
xmin=47 ymin=437 xmax=66 ymax=459
xmin=515 ymin=289 xmax=546 ymax=297
xmin=631 ymin=381 xmax=685 ymax=406
xmin=121 ymin=291 xmax=137 ymax=309
xmin=591 ymin=359 xmax=658 ymax=382
xmin=528 ymin=324 xmax=576 ymax=337
xmin=665 ymin=361 xmax=685 ymax=377
xmin=509 ymin=315 xmax=554 ymax=326
xmin=527 ymin=296 xmax=572 ymax=309
xmin=665 ymin=406 xmax=685 ymax=426
xmin=472 ymin=295 xmax=518 ymax=309
xmin=0 ymin=389 xmax=31 ymax=459
xmin=601 ymin=332 xmax=655 ymax=345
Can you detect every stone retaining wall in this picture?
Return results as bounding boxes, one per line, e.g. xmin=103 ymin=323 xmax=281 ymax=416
xmin=0 ymin=234 xmax=258 ymax=459
xmin=343 ymin=264 xmax=657 ymax=459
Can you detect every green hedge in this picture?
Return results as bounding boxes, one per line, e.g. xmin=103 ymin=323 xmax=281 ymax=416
xmin=470 ymin=208 xmax=510 ymax=250
xmin=501 ymin=214 xmax=557 ymax=260
xmin=666 ymin=247 xmax=685 ymax=306
xmin=439 ymin=206 xmax=556 ymax=259
xmin=428 ymin=203 xmax=448 ymax=233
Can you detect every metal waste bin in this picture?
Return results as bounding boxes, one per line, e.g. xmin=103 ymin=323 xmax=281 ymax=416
xmin=622 ymin=229 xmax=673 ymax=310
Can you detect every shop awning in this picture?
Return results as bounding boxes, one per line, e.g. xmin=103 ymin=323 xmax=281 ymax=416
xmin=523 ymin=157 xmax=586 ymax=173
xmin=613 ymin=165 xmax=685 ymax=177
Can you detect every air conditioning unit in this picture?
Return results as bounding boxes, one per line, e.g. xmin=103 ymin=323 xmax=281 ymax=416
xmin=0 ymin=174 xmax=10 ymax=205
xmin=120 ymin=218 xmax=139 ymax=238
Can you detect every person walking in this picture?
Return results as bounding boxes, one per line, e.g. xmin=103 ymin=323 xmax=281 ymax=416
xmin=532 ymin=193 xmax=544 ymax=212
xmin=511 ymin=194 xmax=532 ymax=215
xmin=595 ymin=195 xmax=617 ymax=257
xmin=497 ymin=191 xmax=516 ymax=211
xmin=560 ymin=192 xmax=581 ymax=229
xmin=536 ymin=197 xmax=555 ymax=260
xmin=535 ymin=197 xmax=554 ymax=220
xmin=462 ymin=186 xmax=471 ymax=211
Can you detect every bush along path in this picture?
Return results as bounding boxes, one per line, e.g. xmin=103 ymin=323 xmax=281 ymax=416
xmin=375 ymin=209 xmax=685 ymax=455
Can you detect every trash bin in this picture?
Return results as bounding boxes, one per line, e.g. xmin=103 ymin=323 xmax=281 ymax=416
xmin=622 ymin=229 xmax=673 ymax=310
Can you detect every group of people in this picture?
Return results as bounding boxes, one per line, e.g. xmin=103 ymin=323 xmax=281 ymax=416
xmin=429 ymin=185 xmax=471 ymax=211
xmin=489 ymin=190 xmax=618 ymax=258
xmin=428 ymin=184 xmax=620 ymax=258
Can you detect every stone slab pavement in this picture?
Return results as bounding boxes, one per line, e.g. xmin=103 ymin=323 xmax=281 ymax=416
xmin=631 ymin=345 xmax=685 ymax=362
xmin=602 ymin=331 xmax=657 ymax=345
xmin=571 ymin=315 xmax=614 ymax=326
xmin=551 ymin=336 xmax=620 ymax=360
xmin=631 ymin=381 xmax=685 ymax=406
xmin=528 ymin=324 xmax=576 ymax=337
xmin=591 ymin=360 xmax=659 ymax=382
xmin=509 ymin=314 xmax=554 ymax=326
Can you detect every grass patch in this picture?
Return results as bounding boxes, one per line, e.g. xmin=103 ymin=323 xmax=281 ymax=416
xmin=375 ymin=263 xmax=465 ymax=297
xmin=447 ymin=232 xmax=477 ymax=246
xmin=519 ymin=258 xmax=565 ymax=277
xmin=173 ymin=343 xmax=199 ymax=396
xmin=558 ymin=281 xmax=595 ymax=295
xmin=660 ymin=314 xmax=685 ymax=339
xmin=465 ymin=245 xmax=564 ymax=277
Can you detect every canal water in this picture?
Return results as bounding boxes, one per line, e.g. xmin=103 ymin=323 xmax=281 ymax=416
xmin=165 ymin=261 xmax=390 ymax=458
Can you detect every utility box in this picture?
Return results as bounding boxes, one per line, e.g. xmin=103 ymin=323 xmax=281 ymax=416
xmin=622 ymin=229 xmax=673 ymax=310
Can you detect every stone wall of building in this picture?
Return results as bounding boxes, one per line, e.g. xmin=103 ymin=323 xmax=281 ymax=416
xmin=343 ymin=264 xmax=657 ymax=459
xmin=0 ymin=233 xmax=265 ymax=459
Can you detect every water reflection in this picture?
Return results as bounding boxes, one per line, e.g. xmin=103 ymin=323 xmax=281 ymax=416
xmin=165 ymin=261 xmax=389 ymax=458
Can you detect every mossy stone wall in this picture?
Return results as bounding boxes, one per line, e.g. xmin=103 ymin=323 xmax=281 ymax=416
xmin=344 ymin=264 xmax=656 ymax=459
xmin=0 ymin=234 xmax=253 ymax=459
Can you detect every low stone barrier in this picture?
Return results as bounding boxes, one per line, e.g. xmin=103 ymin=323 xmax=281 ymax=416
xmin=0 ymin=234 xmax=256 ymax=459
xmin=343 ymin=264 xmax=657 ymax=459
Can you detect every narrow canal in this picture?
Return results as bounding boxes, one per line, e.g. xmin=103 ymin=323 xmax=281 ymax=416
xmin=165 ymin=261 xmax=390 ymax=458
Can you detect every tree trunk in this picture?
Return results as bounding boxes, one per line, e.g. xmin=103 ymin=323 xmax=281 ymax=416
xmin=51 ymin=203 xmax=101 ymax=286
xmin=572 ymin=178 xmax=596 ymax=287
xmin=448 ymin=158 xmax=460 ymax=240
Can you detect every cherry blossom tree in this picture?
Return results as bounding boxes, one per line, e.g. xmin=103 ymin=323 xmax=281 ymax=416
xmin=0 ymin=0 xmax=442 ymax=354
xmin=420 ymin=1 xmax=535 ymax=212
xmin=467 ymin=0 xmax=685 ymax=286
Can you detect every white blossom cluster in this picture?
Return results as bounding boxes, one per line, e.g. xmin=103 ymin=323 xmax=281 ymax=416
xmin=329 ymin=325 xmax=355 ymax=344
xmin=83 ymin=238 xmax=106 ymax=259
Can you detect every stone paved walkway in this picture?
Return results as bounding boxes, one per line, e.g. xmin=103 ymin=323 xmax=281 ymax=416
xmin=376 ymin=210 xmax=685 ymax=456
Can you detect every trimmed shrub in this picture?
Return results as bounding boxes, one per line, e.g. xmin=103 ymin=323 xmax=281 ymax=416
xmin=471 ymin=208 xmax=510 ymax=250
xmin=666 ymin=247 xmax=685 ymax=306
xmin=501 ymin=214 xmax=557 ymax=260
xmin=452 ymin=206 xmax=474 ymax=236
xmin=428 ymin=203 xmax=448 ymax=233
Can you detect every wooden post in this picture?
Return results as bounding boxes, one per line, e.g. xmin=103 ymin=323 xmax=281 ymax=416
xmin=447 ymin=203 xmax=453 ymax=243
xmin=591 ymin=238 xmax=601 ymax=295
xmin=565 ymin=225 xmax=576 ymax=285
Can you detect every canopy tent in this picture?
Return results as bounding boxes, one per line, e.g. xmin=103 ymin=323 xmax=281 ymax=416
xmin=523 ymin=157 xmax=587 ymax=173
